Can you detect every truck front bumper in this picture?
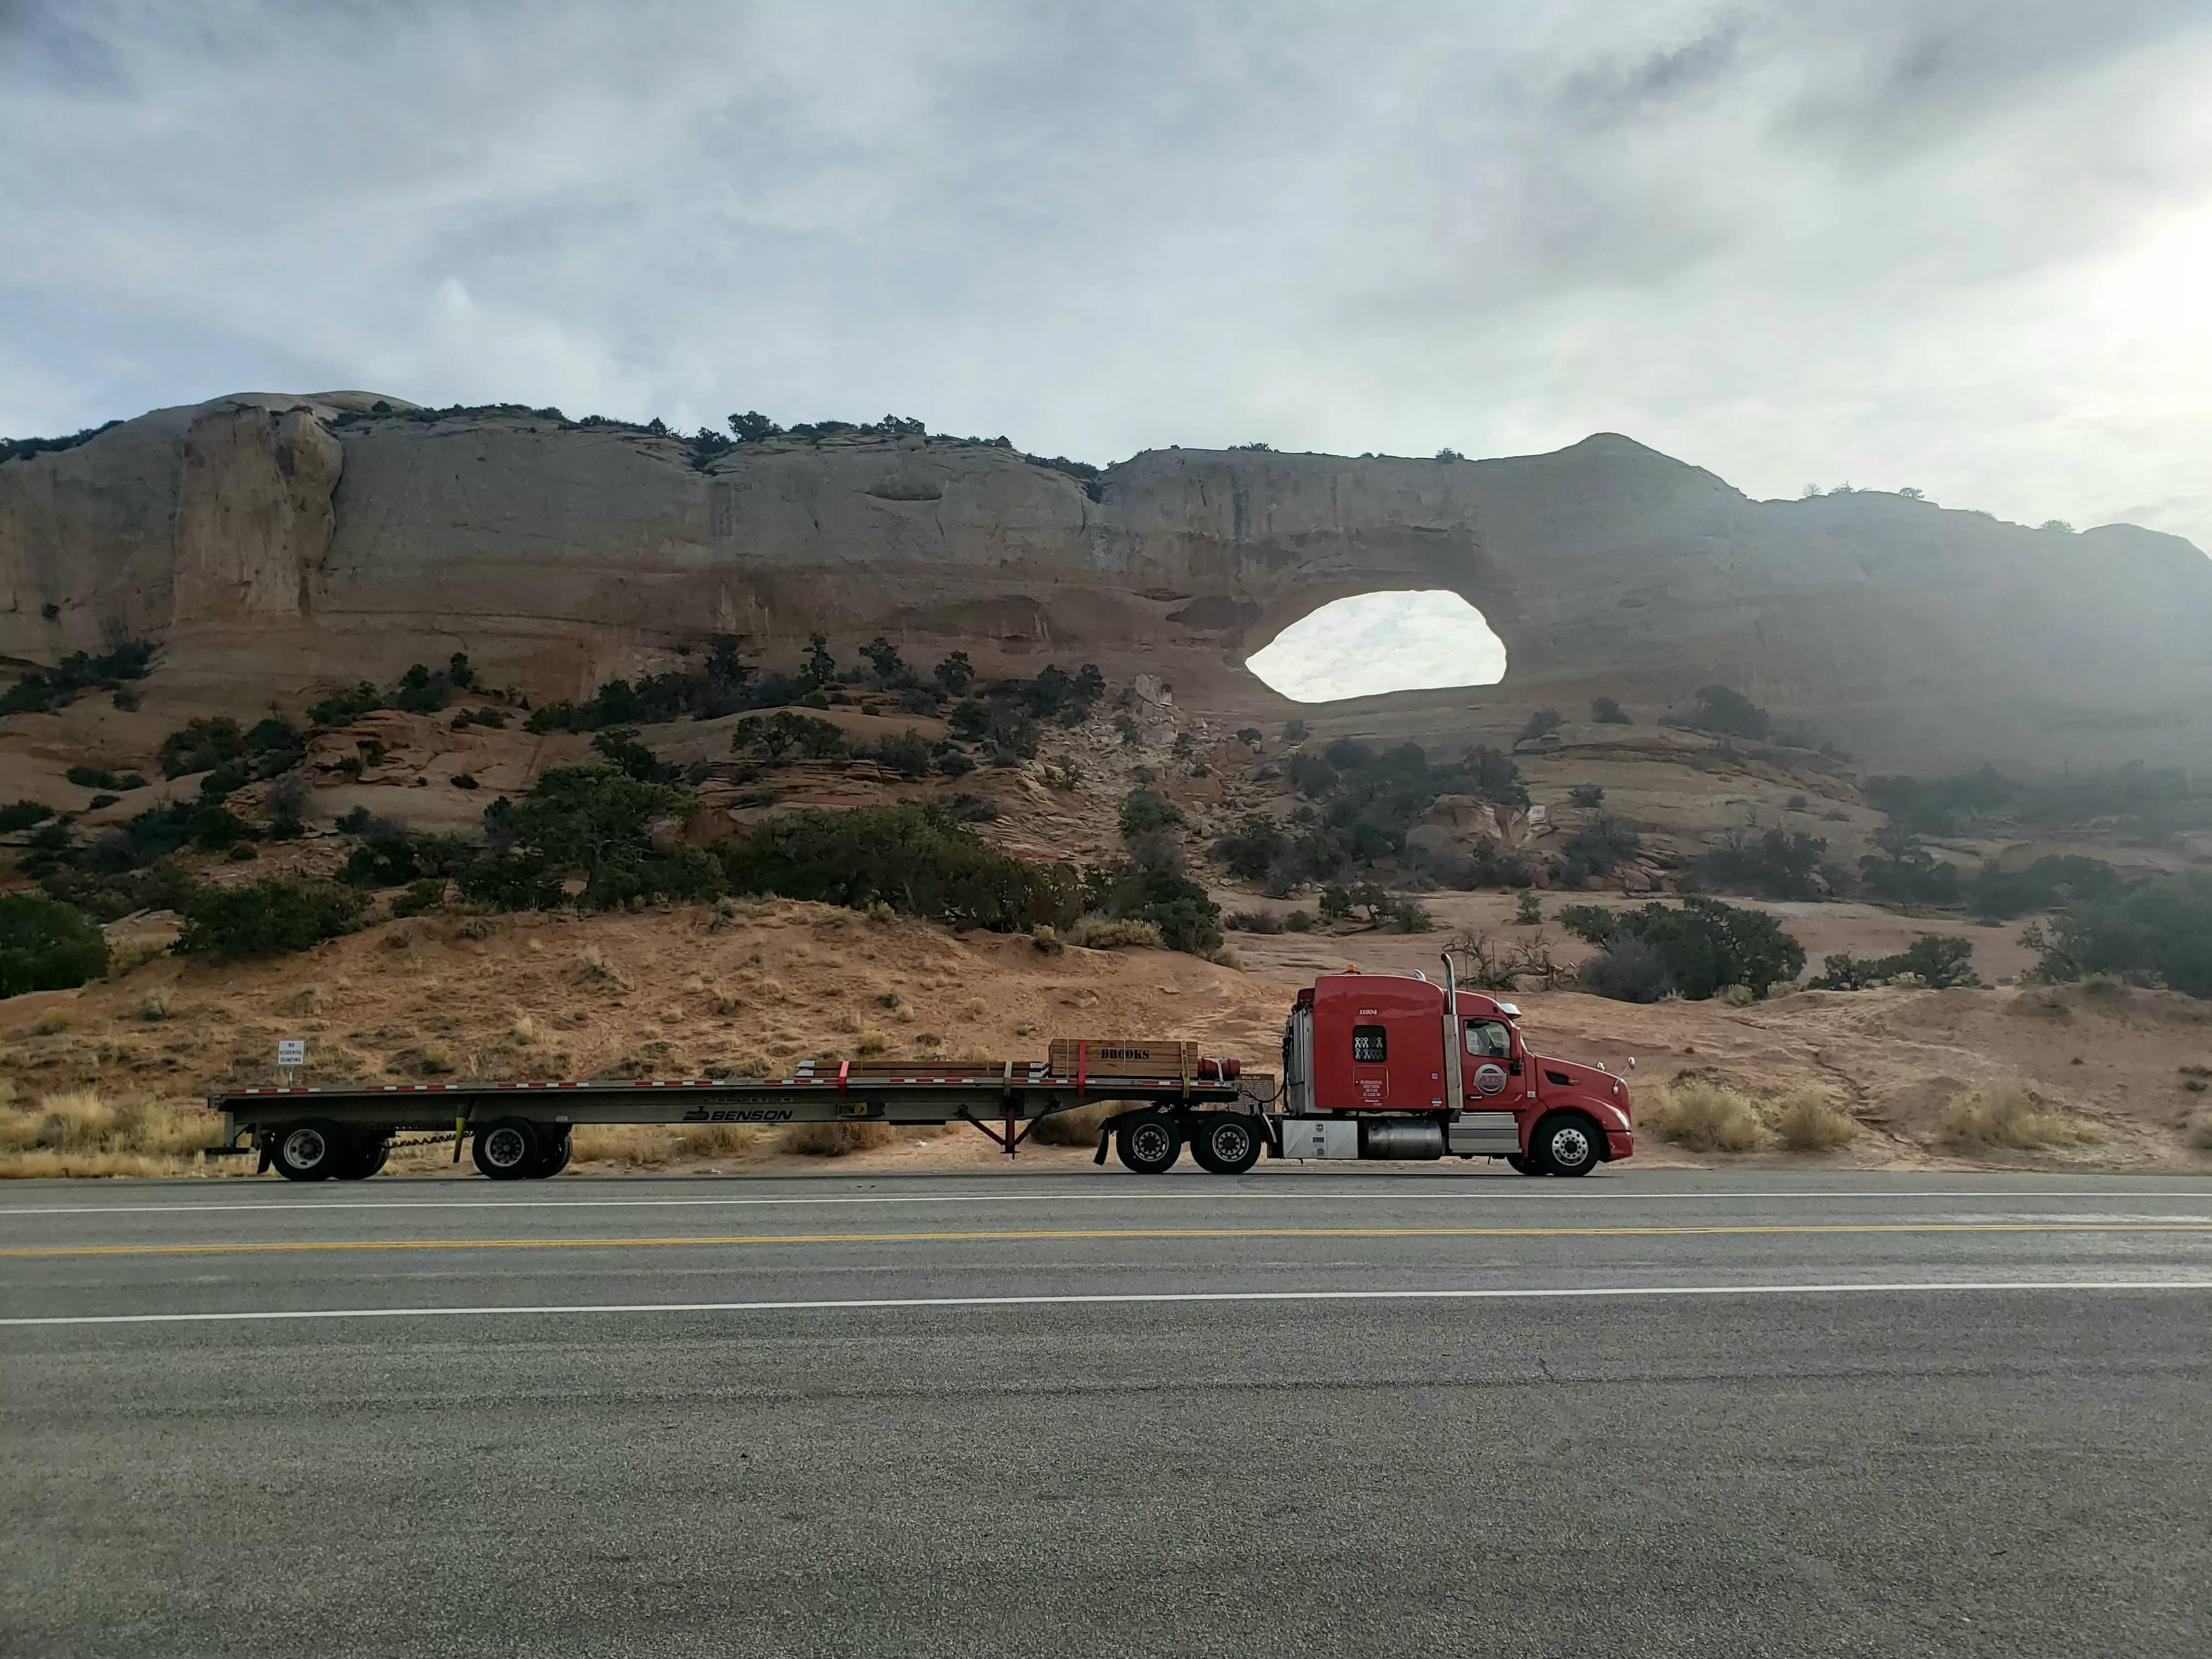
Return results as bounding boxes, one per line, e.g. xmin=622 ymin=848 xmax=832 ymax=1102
xmin=1606 ymin=1129 xmax=1634 ymax=1162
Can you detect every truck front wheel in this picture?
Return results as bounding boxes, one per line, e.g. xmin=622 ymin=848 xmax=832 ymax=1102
xmin=1505 ymin=1153 xmax=1545 ymax=1177
xmin=1114 ymin=1114 xmax=1182 ymax=1175
xmin=1189 ymin=1113 xmax=1261 ymax=1176
xmin=1531 ymin=1113 xmax=1602 ymax=1178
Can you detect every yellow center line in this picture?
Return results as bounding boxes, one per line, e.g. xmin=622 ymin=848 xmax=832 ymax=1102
xmin=5 ymin=1222 xmax=2212 ymax=1260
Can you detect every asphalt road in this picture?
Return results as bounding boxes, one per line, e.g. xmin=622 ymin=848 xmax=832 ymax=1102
xmin=3 ymin=1166 xmax=2209 ymax=1657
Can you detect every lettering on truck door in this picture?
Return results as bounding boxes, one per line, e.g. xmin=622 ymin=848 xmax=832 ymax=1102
xmin=1351 ymin=1021 xmax=1387 ymax=1106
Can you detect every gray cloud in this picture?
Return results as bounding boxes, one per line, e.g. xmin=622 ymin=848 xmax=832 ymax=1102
xmin=2 ymin=0 xmax=2208 ymax=549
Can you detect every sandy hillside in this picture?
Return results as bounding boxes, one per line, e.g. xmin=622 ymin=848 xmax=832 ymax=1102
xmin=3 ymin=899 xmax=2209 ymax=1177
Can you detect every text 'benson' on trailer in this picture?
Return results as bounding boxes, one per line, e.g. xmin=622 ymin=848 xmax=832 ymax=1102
xmin=210 ymin=953 xmax=1635 ymax=1181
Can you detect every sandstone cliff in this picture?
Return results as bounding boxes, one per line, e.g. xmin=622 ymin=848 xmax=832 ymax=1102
xmin=3 ymin=392 xmax=2207 ymax=771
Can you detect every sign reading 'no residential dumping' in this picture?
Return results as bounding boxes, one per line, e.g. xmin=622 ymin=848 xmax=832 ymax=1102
xmin=276 ymin=1040 xmax=306 ymax=1068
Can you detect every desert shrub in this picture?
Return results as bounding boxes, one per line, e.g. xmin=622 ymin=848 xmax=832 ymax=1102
xmin=1590 ymin=696 xmax=1630 ymax=724
xmin=0 ymin=894 xmax=109 ymax=997
xmin=1858 ymin=847 xmax=1963 ymax=906
xmin=732 ymin=710 xmax=849 ymax=762
xmin=590 ymin=726 xmax=673 ymax=783
xmin=1068 ymin=916 xmax=1164 ymax=950
xmin=1647 ymin=1079 xmax=1767 ymax=1152
xmin=1555 ymin=904 xmax=1618 ymax=945
xmin=157 ymin=716 xmax=247 ymax=779
xmin=1864 ymin=768 xmax=2015 ymax=836
xmin=2024 ymin=871 xmax=2212 ymax=998
xmin=1558 ymin=818 xmax=1641 ymax=883
xmin=174 ymin=879 xmax=364 ymax=960
xmin=487 ymin=766 xmax=720 ymax=909
xmin=307 ymin=681 xmax=384 ymax=726
xmin=1389 ymin=899 xmax=1433 ymax=933
xmin=782 ymin=1120 xmax=896 ymax=1157
xmin=1694 ymin=828 xmax=1825 ymax=900
xmin=1965 ymin=855 xmax=2123 ymax=920
xmin=0 ymin=1085 xmax=222 ymax=1173
xmin=0 ymin=800 xmax=55 ymax=832
xmin=1215 ymin=814 xmax=1291 ymax=881
xmin=1225 ymin=909 xmax=1283 ymax=934
xmin=1514 ymin=891 xmax=1543 ymax=924
xmin=861 ymin=730 xmax=934 ymax=778
xmin=1599 ymin=897 xmax=1804 ymax=1000
xmin=1774 ymin=1094 xmax=1858 ymax=1152
xmin=1939 ymin=1087 xmax=2095 ymax=1150
xmin=1284 ymin=909 xmax=1314 ymax=932
xmin=66 ymin=766 xmax=146 ymax=792
xmin=2187 ymin=1115 xmax=2212 ymax=1152
xmin=1517 ymin=708 xmax=1563 ymax=743
xmin=1577 ymin=936 xmax=1674 ymax=1003
xmin=1081 ymin=860 xmax=1222 ymax=956
xmin=1809 ymin=935 xmax=1978 ymax=990
xmin=723 ymin=804 xmax=1081 ymax=934
xmin=1567 ymin=783 xmax=1605 ymax=809
xmin=1118 ymin=788 xmax=1182 ymax=839
xmin=0 ymin=639 xmax=153 ymax=718
xmin=1688 ymin=684 xmax=1769 ymax=740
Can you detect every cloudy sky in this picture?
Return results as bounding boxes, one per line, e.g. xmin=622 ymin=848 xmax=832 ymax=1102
xmin=5 ymin=0 xmax=2210 ymax=565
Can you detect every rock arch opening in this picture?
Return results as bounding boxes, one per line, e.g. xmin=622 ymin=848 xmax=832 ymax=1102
xmin=1244 ymin=590 xmax=1508 ymax=703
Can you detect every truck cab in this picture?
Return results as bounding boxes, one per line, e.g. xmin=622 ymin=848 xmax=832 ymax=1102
xmin=1276 ymin=964 xmax=1633 ymax=1176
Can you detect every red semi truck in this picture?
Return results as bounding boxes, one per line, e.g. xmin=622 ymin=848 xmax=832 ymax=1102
xmin=210 ymin=952 xmax=1632 ymax=1180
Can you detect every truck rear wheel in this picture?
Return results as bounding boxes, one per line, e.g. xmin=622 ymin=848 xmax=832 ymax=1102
xmin=332 ymin=1136 xmax=389 ymax=1180
xmin=472 ymin=1117 xmax=543 ymax=1181
xmin=529 ymin=1129 xmax=572 ymax=1178
xmin=1531 ymin=1113 xmax=1601 ymax=1178
xmin=270 ymin=1120 xmax=345 ymax=1182
xmin=1189 ymin=1113 xmax=1261 ymax=1176
xmin=1505 ymin=1153 xmax=1545 ymax=1177
xmin=1114 ymin=1113 xmax=1182 ymax=1175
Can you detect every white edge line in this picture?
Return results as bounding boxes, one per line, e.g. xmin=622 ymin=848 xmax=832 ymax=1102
xmin=8 ymin=1281 xmax=2211 ymax=1327
xmin=4 ymin=1188 xmax=2205 ymax=1218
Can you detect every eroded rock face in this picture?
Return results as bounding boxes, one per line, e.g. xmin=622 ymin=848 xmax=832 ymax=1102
xmin=2 ymin=393 xmax=2207 ymax=771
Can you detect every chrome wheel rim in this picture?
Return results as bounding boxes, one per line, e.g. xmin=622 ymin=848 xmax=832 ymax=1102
xmin=1549 ymin=1125 xmax=1592 ymax=1168
xmin=1210 ymin=1122 xmax=1252 ymax=1163
xmin=482 ymin=1126 xmax=529 ymax=1169
xmin=1126 ymin=1122 xmax=1173 ymax=1165
xmin=281 ymin=1127 xmax=328 ymax=1169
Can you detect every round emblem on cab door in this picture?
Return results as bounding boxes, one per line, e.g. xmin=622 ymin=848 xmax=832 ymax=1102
xmin=1472 ymin=1062 xmax=1508 ymax=1096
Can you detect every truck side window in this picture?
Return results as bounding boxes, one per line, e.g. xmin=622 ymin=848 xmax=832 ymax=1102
xmin=1351 ymin=1025 xmax=1387 ymax=1063
xmin=1465 ymin=1020 xmax=1511 ymax=1058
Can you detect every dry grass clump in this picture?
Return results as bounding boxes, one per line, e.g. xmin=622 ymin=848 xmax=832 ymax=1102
xmin=1939 ymin=1087 xmax=2097 ymax=1152
xmin=1066 ymin=917 xmax=1164 ymax=951
xmin=105 ymin=938 xmax=170 ymax=978
xmin=855 ymin=1027 xmax=889 ymax=1056
xmin=569 ymin=1125 xmax=675 ymax=1168
xmin=0 ymin=1084 xmax=224 ymax=1177
xmin=783 ymin=1121 xmax=895 ymax=1157
xmin=2187 ymin=1115 xmax=2212 ymax=1153
xmin=1773 ymin=1093 xmax=1859 ymax=1153
xmin=576 ymin=947 xmax=636 ymax=992
xmin=1646 ymin=1078 xmax=1768 ymax=1153
xmin=137 ymin=986 xmax=176 ymax=1021
xmin=32 ymin=1012 xmax=70 ymax=1036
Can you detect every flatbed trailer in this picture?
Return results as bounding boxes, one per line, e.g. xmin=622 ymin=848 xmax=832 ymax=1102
xmin=211 ymin=955 xmax=1636 ymax=1181
xmin=211 ymin=1045 xmax=1262 ymax=1181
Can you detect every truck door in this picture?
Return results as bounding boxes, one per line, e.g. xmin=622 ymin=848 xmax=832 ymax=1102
xmin=1462 ymin=1017 xmax=1516 ymax=1104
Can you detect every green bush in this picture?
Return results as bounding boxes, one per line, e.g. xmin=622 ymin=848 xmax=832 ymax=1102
xmin=1567 ymin=783 xmax=1605 ymax=809
xmin=732 ymin=711 xmax=848 ymax=762
xmin=1966 ymin=855 xmax=2121 ymax=920
xmin=1689 ymin=684 xmax=1770 ymax=740
xmin=1590 ymin=696 xmax=1630 ymax=724
xmin=0 ymin=639 xmax=153 ymax=717
xmin=308 ymin=682 xmax=385 ymax=726
xmin=66 ymin=765 xmax=146 ymax=792
xmin=1809 ymin=935 xmax=1979 ymax=990
xmin=1694 ymin=828 xmax=1825 ymax=900
xmin=723 ymin=804 xmax=1081 ymax=934
xmin=0 ymin=800 xmax=55 ymax=832
xmin=1577 ymin=936 xmax=1673 ymax=1002
xmin=176 ymin=879 xmax=364 ymax=960
xmin=1082 ymin=860 xmax=1222 ymax=955
xmin=0 ymin=894 xmax=110 ymax=997
xmin=1119 ymin=788 xmax=1182 ymax=839
xmin=488 ymin=766 xmax=720 ymax=909
xmin=2025 ymin=872 xmax=2212 ymax=998
xmin=1517 ymin=708 xmax=1563 ymax=743
xmin=1592 ymin=898 xmax=1804 ymax=1001
xmin=157 ymin=717 xmax=248 ymax=778
xmin=1859 ymin=847 xmax=1962 ymax=906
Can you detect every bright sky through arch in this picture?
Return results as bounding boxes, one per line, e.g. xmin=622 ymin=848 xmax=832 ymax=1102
xmin=1245 ymin=591 xmax=1509 ymax=704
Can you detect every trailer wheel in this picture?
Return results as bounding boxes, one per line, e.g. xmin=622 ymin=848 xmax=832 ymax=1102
xmin=1189 ymin=1114 xmax=1261 ymax=1176
xmin=1114 ymin=1113 xmax=1182 ymax=1175
xmin=1531 ymin=1112 xmax=1601 ymax=1178
xmin=332 ymin=1136 xmax=389 ymax=1180
xmin=270 ymin=1120 xmax=345 ymax=1182
xmin=529 ymin=1129 xmax=572 ymax=1179
xmin=1505 ymin=1153 xmax=1545 ymax=1177
xmin=472 ymin=1117 xmax=543 ymax=1181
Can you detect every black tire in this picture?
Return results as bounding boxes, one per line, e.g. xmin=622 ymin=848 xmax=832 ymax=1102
xmin=472 ymin=1116 xmax=543 ymax=1181
xmin=529 ymin=1130 xmax=572 ymax=1179
xmin=1505 ymin=1153 xmax=1545 ymax=1177
xmin=1114 ymin=1113 xmax=1182 ymax=1175
xmin=332 ymin=1136 xmax=389 ymax=1180
xmin=1189 ymin=1114 xmax=1262 ymax=1176
xmin=269 ymin=1120 xmax=345 ymax=1182
xmin=1531 ymin=1112 xmax=1602 ymax=1178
